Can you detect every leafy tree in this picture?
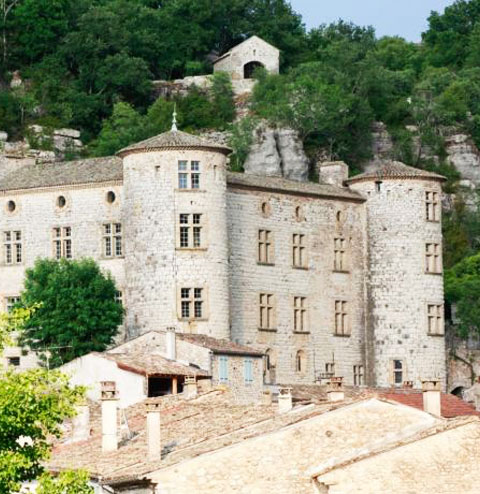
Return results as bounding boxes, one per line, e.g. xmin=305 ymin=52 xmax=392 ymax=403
xmin=20 ymin=258 xmax=123 ymax=367
xmin=36 ymin=470 xmax=93 ymax=494
xmin=445 ymin=251 xmax=480 ymax=338
xmin=209 ymin=72 xmax=235 ymax=129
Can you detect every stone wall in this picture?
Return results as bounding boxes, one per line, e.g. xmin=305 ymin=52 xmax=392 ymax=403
xmin=227 ymin=185 xmax=367 ymax=385
xmin=349 ymin=178 xmax=446 ymax=389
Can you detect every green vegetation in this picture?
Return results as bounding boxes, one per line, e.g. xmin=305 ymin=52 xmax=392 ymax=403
xmin=19 ymin=258 xmax=123 ymax=367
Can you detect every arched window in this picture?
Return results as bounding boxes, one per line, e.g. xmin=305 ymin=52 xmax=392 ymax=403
xmin=296 ymin=350 xmax=306 ymax=374
xmin=244 ymin=61 xmax=265 ymax=79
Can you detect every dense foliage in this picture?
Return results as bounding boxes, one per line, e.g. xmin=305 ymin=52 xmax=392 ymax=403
xmin=19 ymin=258 xmax=123 ymax=367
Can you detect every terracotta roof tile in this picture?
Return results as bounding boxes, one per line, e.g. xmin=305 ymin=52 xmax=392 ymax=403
xmin=346 ymin=161 xmax=446 ymax=184
xmin=176 ymin=333 xmax=264 ymax=356
xmin=117 ymin=130 xmax=232 ymax=156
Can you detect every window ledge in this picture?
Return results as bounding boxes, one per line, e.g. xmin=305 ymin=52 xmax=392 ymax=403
xmin=427 ymin=332 xmax=445 ymax=337
xmin=175 ymin=189 xmax=206 ymax=193
xmin=102 ymin=256 xmax=125 ymax=260
xmin=178 ymin=318 xmax=209 ymax=322
xmin=292 ymin=266 xmax=308 ymax=271
xmin=333 ymin=333 xmax=351 ymax=338
xmin=257 ymin=262 xmax=275 ymax=267
xmin=258 ymin=327 xmax=277 ymax=333
xmin=176 ymin=247 xmax=208 ymax=252
xmin=426 ymin=219 xmax=440 ymax=224
xmin=293 ymin=331 xmax=310 ymax=335
xmin=333 ymin=270 xmax=350 ymax=274
xmin=425 ymin=271 xmax=443 ymax=276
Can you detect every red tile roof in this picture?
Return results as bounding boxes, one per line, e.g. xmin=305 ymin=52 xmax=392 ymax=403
xmin=176 ymin=334 xmax=264 ymax=356
xmin=379 ymin=390 xmax=480 ymax=418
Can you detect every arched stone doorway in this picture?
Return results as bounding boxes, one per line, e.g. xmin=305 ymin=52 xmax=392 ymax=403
xmin=451 ymin=386 xmax=466 ymax=398
xmin=244 ymin=61 xmax=265 ymax=79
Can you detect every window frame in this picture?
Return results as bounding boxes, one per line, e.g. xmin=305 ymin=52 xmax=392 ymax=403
xmin=259 ymin=292 xmax=276 ymax=331
xmin=244 ymin=358 xmax=254 ymax=384
xmin=218 ymin=356 xmax=229 ymax=383
xmin=295 ymin=350 xmax=307 ymax=374
xmin=293 ymin=296 xmax=308 ymax=333
xmin=177 ymin=213 xmax=205 ymax=249
xmin=390 ymin=359 xmax=405 ymax=386
xmin=425 ymin=242 xmax=442 ymax=274
xmin=177 ymin=160 xmax=201 ymax=190
xmin=333 ymin=237 xmax=348 ymax=272
xmin=178 ymin=287 xmax=207 ymax=321
xmin=334 ymin=300 xmax=350 ymax=336
xmin=292 ymin=233 xmax=307 ymax=269
xmin=52 ymin=226 xmax=72 ymax=260
xmin=353 ymin=364 xmax=365 ymax=386
xmin=427 ymin=303 xmax=444 ymax=336
xmin=258 ymin=229 xmax=274 ymax=265
xmin=3 ymin=230 xmax=22 ymax=265
xmin=103 ymin=223 xmax=123 ymax=258
xmin=425 ymin=190 xmax=440 ymax=222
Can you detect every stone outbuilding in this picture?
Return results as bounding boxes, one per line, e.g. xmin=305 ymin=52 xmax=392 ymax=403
xmin=213 ymin=35 xmax=280 ymax=80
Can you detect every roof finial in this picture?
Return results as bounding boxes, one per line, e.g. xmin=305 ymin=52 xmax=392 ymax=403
xmin=171 ymin=103 xmax=178 ymax=132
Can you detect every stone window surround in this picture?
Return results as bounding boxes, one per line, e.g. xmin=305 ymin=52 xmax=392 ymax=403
xmin=4 ymin=295 xmax=21 ymax=313
xmin=353 ymin=364 xmax=365 ymax=386
xmin=3 ymin=230 xmax=22 ymax=266
xmin=293 ymin=295 xmax=308 ymax=333
xmin=325 ymin=362 xmax=335 ymax=376
xmin=295 ymin=349 xmax=307 ymax=374
xmin=334 ymin=299 xmax=351 ymax=337
xmin=177 ymin=286 xmax=209 ymax=322
xmin=425 ymin=190 xmax=440 ymax=223
xmin=427 ymin=302 xmax=445 ymax=336
xmin=257 ymin=229 xmax=274 ymax=265
xmin=260 ymin=200 xmax=272 ymax=218
xmin=389 ymin=358 xmax=406 ymax=386
xmin=292 ymin=233 xmax=308 ymax=269
xmin=176 ymin=213 xmax=208 ymax=251
xmin=102 ymin=222 xmax=123 ymax=259
xmin=177 ymin=160 xmax=201 ymax=190
xmin=333 ymin=236 xmax=349 ymax=273
xmin=258 ymin=292 xmax=276 ymax=331
xmin=52 ymin=226 xmax=73 ymax=259
xmin=425 ymin=242 xmax=442 ymax=275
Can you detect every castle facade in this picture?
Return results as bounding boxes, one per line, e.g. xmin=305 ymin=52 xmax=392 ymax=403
xmin=0 ymin=128 xmax=446 ymax=388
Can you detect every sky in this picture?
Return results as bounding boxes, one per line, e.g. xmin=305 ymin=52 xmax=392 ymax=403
xmin=289 ymin=0 xmax=456 ymax=41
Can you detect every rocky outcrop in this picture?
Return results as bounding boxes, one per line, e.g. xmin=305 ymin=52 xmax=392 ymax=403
xmin=445 ymin=133 xmax=480 ymax=189
xmin=371 ymin=121 xmax=393 ymax=159
xmin=244 ymin=124 xmax=309 ymax=182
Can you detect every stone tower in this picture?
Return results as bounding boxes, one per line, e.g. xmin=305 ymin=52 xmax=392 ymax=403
xmin=118 ymin=129 xmax=231 ymax=339
xmin=347 ymin=162 xmax=447 ymax=389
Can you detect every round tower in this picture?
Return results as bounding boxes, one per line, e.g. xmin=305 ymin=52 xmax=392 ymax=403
xmin=118 ymin=128 xmax=231 ymax=339
xmin=347 ymin=162 xmax=446 ymax=389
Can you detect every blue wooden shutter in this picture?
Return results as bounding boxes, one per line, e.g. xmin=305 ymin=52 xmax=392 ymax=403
xmin=244 ymin=358 xmax=253 ymax=383
xmin=219 ymin=356 xmax=228 ymax=382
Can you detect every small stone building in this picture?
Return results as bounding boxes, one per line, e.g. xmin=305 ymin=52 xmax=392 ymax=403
xmin=213 ymin=35 xmax=280 ymax=80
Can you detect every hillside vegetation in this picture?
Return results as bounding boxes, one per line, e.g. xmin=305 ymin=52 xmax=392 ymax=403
xmin=2 ymin=0 xmax=480 ymax=335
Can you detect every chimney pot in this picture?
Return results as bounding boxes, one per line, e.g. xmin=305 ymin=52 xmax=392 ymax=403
xmin=278 ymin=387 xmax=293 ymax=413
xmin=263 ymin=390 xmax=273 ymax=406
xmin=184 ymin=376 xmax=198 ymax=398
xmin=327 ymin=377 xmax=345 ymax=402
xmin=403 ymin=381 xmax=414 ymax=389
xmin=100 ymin=381 xmax=119 ymax=453
xmin=421 ymin=379 xmax=442 ymax=416
xmin=146 ymin=401 xmax=161 ymax=462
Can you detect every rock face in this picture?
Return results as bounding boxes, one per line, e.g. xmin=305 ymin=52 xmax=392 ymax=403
xmin=371 ymin=121 xmax=393 ymax=159
xmin=244 ymin=124 xmax=309 ymax=182
xmin=445 ymin=133 xmax=480 ymax=188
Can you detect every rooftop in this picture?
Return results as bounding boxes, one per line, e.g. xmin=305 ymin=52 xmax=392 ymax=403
xmin=98 ymin=351 xmax=210 ymax=378
xmin=117 ymin=130 xmax=232 ymax=157
xmin=346 ymin=161 xmax=446 ymax=184
xmin=176 ymin=333 xmax=264 ymax=357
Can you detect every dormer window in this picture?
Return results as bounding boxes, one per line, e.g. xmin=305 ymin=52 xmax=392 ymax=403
xmin=178 ymin=160 xmax=200 ymax=189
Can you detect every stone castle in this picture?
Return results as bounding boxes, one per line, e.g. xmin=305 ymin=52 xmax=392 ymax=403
xmin=0 ymin=36 xmax=447 ymax=388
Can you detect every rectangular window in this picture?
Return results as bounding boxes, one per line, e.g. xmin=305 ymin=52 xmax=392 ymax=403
xmin=115 ymin=291 xmax=123 ymax=306
xmin=3 ymin=231 xmax=22 ymax=265
xmin=258 ymin=229 xmax=273 ymax=264
xmin=178 ymin=214 xmax=203 ymax=248
xmin=219 ymin=356 xmax=228 ymax=382
xmin=103 ymin=223 xmax=123 ymax=258
xmin=244 ymin=358 xmax=253 ymax=384
xmin=425 ymin=243 xmax=441 ymax=274
xmin=259 ymin=293 xmax=275 ymax=330
xmin=353 ymin=365 xmax=364 ymax=386
xmin=292 ymin=234 xmax=306 ymax=268
xmin=180 ymin=287 xmax=204 ymax=320
xmin=334 ymin=300 xmax=349 ymax=336
xmin=52 ymin=227 xmax=72 ymax=259
xmin=427 ymin=304 xmax=444 ymax=335
xmin=178 ymin=160 xmax=201 ymax=189
xmin=5 ymin=296 xmax=20 ymax=313
xmin=293 ymin=296 xmax=307 ymax=332
xmin=334 ymin=237 xmax=347 ymax=271
xmin=7 ymin=356 xmax=20 ymax=367
xmin=392 ymin=359 xmax=404 ymax=385
xmin=426 ymin=191 xmax=440 ymax=222
xmin=325 ymin=362 xmax=335 ymax=376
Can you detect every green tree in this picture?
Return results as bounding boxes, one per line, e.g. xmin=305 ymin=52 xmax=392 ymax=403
xmin=445 ymin=251 xmax=480 ymax=338
xmin=209 ymin=72 xmax=235 ymax=129
xmin=20 ymin=258 xmax=123 ymax=367
xmin=36 ymin=470 xmax=93 ymax=494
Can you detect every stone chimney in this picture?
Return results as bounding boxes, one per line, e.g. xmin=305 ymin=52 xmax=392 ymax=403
xmin=318 ymin=161 xmax=349 ymax=187
xmin=402 ymin=381 xmax=414 ymax=389
xmin=184 ymin=376 xmax=197 ymax=398
xmin=278 ymin=387 xmax=293 ymax=413
xmin=100 ymin=381 xmax=119 ymax=453
xmin=327 ymin=377 xmax=345 ymax=402
xmin=166 ymin=327 xmax=176 ymax=360
xmin=422 ymin=379 xmax=442 ymax=416
xmin=263 ymin=390 xmax=273 ymax=406
xmin=72 ymin=402 xmax=90 ymax=442
xmin=146 ymin=402 xmax=161 ymax=462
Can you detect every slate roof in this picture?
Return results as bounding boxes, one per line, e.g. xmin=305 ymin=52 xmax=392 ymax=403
xmin=213 ymin=35 xmax=280 ymax=64
xmin=117 ymin=130 xmax=232 ymax=156
xmin=98 ymin=352 xmax=210 ymax=378
xmin=0 ymin=156 xmax=122 ymax=192
xmin=176 ymin=333 xmax=264 ymax=357
xmin=227 ymin=172 xmax=365 ymax=202
xmin=346 ymin=161 xmax=446 ymax=184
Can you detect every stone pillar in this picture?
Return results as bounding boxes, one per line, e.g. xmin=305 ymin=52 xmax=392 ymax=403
xmin=146 ymin=402 xmax=161 ymax=462
xmin=184 ymin=376 xmax=197 ymax=398
xmin=100 ymin=381 xmax=119 ymax=453
xmin=327 ymin=377 xmax=345 ymax=402
xmin=172 ymin=377 xmax=178 ymax=395
xmin=278 ymin=387 xmax=293 ymax=413
xmin=72 ymin=402 xmax=90 ymax=442
xmin=422 ymin=379 xmax=442 ymax=416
